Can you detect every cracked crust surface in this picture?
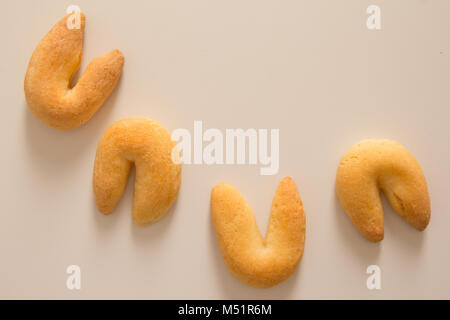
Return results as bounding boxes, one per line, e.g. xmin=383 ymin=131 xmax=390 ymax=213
xmin=336 ymin=139 xmax=430 ymax=242
xmin=211 ymin=177 xmax=306 ymax=288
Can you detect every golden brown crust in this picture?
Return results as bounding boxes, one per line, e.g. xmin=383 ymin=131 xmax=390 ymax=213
xmin=24 ymin=13 xmax=124 ymax=130
xmin=93 ymin=118 xmax=181 ymax=226
xmin=211 ymin=177 xmax=306 ymax=288
xmin=336 ymin=139 xmax=431 ymax=242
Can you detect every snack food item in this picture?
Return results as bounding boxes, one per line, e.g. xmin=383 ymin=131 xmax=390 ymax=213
xmin=24 ymin=13 xmax=124 ymax=129
xmin=93 ymin=118 xmax=181 ymax=226
xmin=336 ymin=139 xmax=430 ymax=242
xmin=211 ymin=177 xmax=306 ymax=288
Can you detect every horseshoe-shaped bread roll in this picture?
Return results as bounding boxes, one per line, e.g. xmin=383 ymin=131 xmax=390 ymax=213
xmin=93 ymin=118 xmax=181 ymax=226
xmin=336 ymin=139 xmax=430 ymax=242
xmin=211 ymin=177 xmax=306 ymax=288
xmin=24 ymin=13 xmax=124 ymax=130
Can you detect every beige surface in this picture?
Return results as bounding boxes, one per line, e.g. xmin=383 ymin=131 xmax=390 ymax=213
xmin=0 ymin=0 xmax=449 ymax=299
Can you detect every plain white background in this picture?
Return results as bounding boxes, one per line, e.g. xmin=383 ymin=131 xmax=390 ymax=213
xmin=1 ymin=0 xmax=449 ymax=299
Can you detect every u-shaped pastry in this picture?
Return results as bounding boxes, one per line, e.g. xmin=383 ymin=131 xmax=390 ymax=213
xmin=211 ymin=177 xmax=306 ymax=288
xmin=336 ymin=139 xmax=430 ymax=242
xmin=93 ymin=118 xmax=181 ymax=226
xmin=24 ymin=13 xmax=124 ymax=130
